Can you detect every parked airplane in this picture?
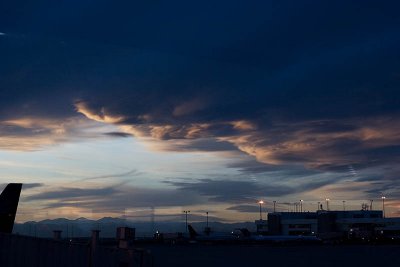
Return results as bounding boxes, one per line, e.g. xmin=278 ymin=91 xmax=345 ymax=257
xmin=248 ymin=234 xmax=321 ymax=243
xmin=187 ymin=225 xmax=239 ymax=243
xmin=0 ymin=183 xmax=22 ymax=233
xmin=154 ymin=231 xmax=188 ymax=244
xmin=237 ymin=228 xmax=321 ymax=244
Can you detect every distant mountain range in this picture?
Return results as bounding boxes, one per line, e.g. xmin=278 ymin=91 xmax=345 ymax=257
xmin=13 ymin=217 xmax=256 ymax=238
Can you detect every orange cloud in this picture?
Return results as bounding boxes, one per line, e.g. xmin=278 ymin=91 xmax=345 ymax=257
xmin=75 ymin=101 xmax=124 ymax=123
xmin=0 ymin=116 xmax=117 ymax=151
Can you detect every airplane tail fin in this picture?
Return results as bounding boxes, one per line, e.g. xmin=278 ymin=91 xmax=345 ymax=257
xmin=0 ymin=183 xmax=22 ymax=233
xmin=187 ymin=224 xmax=198 ymax=239
xmin=239 ymin=228 xmax=251 ymax=237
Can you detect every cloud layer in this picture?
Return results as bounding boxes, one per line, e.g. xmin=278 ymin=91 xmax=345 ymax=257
xmin=25 ymin=184 xmax=203 ymax=214
xmin=1 ymin=1 xmax=400 ymax=218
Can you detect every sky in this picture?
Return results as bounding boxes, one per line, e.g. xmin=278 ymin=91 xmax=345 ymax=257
xmin=1 ymin=1 xmax=400 ymax=223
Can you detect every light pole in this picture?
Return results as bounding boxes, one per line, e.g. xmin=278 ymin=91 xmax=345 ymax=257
xmin=326 ymin=198 xmax=330 ymax=211
xmin=382 ymin=196 xmax=386 ymax=218
xmin=258 ymin=201 xmax=264 ymax=220
xmin=370 ymin=200 xmax=373 ymax=211
xmin=206 ymin=212 xmax=209 ymax=228
xmin=273 ymin=201 xmax=276 ymax=213
xmin=300 ymin=200 xmax=304 ymax=212
xmin=183 ymin=210 xmax=190 ymax=232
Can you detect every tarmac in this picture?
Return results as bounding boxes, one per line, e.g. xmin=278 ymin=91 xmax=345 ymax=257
xmin=141 ymin=244 xmax=400 ymax=267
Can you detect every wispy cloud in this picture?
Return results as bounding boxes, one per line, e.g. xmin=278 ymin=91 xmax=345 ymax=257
xmin=75 ymin=101 xmax=125 ymax=124
xmin=103 ymin=132 xmax=132 ymax=138
xmin=24 ymin=184 xmax=204 ymax=213
xmin=0 ymin=183 xmax=44 ymax=190
xmin=0 ymin=116 xmax=123 ymax=151
xmin=164 ymin=177 xmax=340 ymax=203
xmin=79 ymin=169 xmax=140 ymax=181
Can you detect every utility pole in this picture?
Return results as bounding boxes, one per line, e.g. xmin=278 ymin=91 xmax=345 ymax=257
xmin=183 ymin=210 xmax=190 ymax=232
xmin=258 ymin=201 xmax=264 ymax=220
xmin=273 ymin=201 xmax=276 ymax=213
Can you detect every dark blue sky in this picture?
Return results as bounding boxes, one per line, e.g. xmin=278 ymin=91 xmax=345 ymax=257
xmin=1 ymin=1 xmax=400 ymax=221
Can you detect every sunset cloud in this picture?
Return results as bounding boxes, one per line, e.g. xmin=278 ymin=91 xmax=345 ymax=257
xmin=0 ymin=116 xmax=120 ymax=150
xmin=75 ymin=101 xmax=124 ymax=124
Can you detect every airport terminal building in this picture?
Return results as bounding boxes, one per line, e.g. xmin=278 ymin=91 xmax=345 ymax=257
xmin=266 ymin=210 xmax=400 ymax=239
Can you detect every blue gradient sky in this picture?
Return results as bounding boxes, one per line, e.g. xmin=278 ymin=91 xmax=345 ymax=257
xmin=1 ymin=1 xmax=400 ymax=222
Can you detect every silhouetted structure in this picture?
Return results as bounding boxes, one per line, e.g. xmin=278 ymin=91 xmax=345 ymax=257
xmin=267 ymin=210 xmax=400 ymax=240
xmin=0 ymin=183 xmax=22 ymax=233
xmin=117 ymin=227 xmax=136 ymax=249
xmin=254 ymin=219 xmax=268 ymax=234
xmin=0 ymin=230 xmax=152 ymax=267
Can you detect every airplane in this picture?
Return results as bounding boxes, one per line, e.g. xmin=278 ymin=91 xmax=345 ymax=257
xmin=187 ymin=225 xmax=239 ymax=243
xmin=153 ymin=231 xmax=188 ymax=244
xmin=236 ymin=228 xmax=321 ymax=244
xmin=0 ymin=183 xmax=22 ymax=234
xmin=246 ymin=234 xmax=321 ymax=244
xmin=188 ymin=225 xmax=321 ymax=244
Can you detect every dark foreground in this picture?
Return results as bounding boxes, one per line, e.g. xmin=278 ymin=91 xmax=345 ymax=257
xmin=141 ymin=244 xmax=400 ymax=267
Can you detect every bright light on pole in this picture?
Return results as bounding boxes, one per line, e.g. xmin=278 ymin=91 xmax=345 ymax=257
xmin=326 ymin=198 xmax=330 ymax=211
xmin=382 ymin=196 xmax=386 ymax=218
xmin=259 ymin=201 xmax=264 ymax=220
xmin=300 ymin=200 xmax=304 ymax=213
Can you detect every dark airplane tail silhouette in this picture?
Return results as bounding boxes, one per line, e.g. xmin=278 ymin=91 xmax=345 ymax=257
xmin=187 ymin=225 xmax=199 ymax=239
xmin=0 ymin=183 xmax=22 ymax=233
xmin=239 ymin=228 xmax=251 ymax=237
